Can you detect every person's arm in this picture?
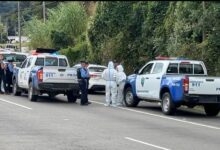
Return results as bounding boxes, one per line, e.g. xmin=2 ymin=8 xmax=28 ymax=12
xmin=9 ymin=64 xmax=13 ymax=72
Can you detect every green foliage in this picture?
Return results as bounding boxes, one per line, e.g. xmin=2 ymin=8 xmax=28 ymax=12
xmin=61 ymin=34 xmax=89 ymax=66
xmin=50 ymin=30 xmax=71 ymax=50
xmin=23 ymin=2 xmax=88 ymax=59
xmin=21 ymin=1 xmax=220 ymax=75
xmin=0 ymin=23 xmax=7 ymax=43
xmin=23 ymin=17 xmax=52 ymax=49
xmin=48 ymin=2 xmax=87 ymax=46
xmin=89 ymin=1 xmax=220 ymax=75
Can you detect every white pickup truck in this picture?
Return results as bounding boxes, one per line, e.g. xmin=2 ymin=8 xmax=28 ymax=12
xmin=12 ymin=49 xmax=79 ymax=102
xmin=124 ymin=57 xmax=220 ymax=116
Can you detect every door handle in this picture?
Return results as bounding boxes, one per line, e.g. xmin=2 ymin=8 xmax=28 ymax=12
xmin=156 ymin=77 xmax=160 ymax=79
xmin=145 ymin=77 xmax=149 ymax=79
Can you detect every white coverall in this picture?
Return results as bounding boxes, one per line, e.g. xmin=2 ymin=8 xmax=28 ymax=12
xmin=116 ymin=65 xmax=126 ymax=106
xmin=102 ymin=61 xmax=117 ymax=106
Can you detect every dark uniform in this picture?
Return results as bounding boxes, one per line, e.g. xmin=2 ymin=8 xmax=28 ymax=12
xmin=0 ymin=60 xmax=4 ymax=94
xmin=4 ymin=61 xmax=13 ymax=94
xmin=77 ymin=61 xmax=91 ymax=105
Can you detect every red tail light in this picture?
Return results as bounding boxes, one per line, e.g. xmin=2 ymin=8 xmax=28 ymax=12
xmin=182 ymin=76 xmax=189 ymax=93
xmin=90 ymin=74 xmax=98 ymax=78
xmin=37 ymin=70 xmax=43 ymax=82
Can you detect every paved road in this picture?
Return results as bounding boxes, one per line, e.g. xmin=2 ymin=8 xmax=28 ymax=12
xmin=0 ymin=92 xmax=220 ymax=150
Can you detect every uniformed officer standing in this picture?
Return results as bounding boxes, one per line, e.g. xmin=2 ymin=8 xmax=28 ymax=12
xmin=4 ymin=58 xmax=14 ymax=94
xmin=78 ymin=60 xmax=91 ymax=106
xmin=0 ymin=54 xmax=5 ymax=94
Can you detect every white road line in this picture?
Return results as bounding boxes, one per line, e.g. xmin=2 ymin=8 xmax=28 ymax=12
xmin=125 ymin=137 xmax=171 ymax=150
xmin=90 ymin=100 xmax=220 ymax=130
xmin=0 ymin=98 xmax=32 ymax=110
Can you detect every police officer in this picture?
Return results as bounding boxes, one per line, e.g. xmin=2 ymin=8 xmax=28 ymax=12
xmin=78 ymin=60 xmax=91 ymax=106
xmin=0 ymin=54 xmax=4 ymax=94
xmin=4 ymin=58 xmax=14 ymax=94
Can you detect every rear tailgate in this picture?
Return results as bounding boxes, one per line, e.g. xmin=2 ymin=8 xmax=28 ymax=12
xmin=42 ymin=66 xmax=78 ymax=83
xmin=189 ymin=76 xmax=220 ymax=95
xmin=90 ymin=72 xmax=106 ymax=84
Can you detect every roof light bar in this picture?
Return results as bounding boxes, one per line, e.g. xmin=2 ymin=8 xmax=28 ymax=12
xmin=155 ymin=56 xmax=188 ymax=60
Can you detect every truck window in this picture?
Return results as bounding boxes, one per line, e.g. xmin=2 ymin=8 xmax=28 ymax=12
xmin=59 ymin=58 xmax=67 ymax=67
xmin=167 ymin=63 xmax=178 ymax=74
xmin=152 ymin=63 xmax=164 ymax=74
xmin=140 ymin=63 xmax=154 ymax=75
xmin=21 ymin=59 xmax=28 ymax=68
xmin=35 ymin=58 xmax=44 ymax=66
xmin=194 ymin=64 xmax=204 ymax=74
xmin=179 ymin=63 xmax=193 ymax=74
xmin=27 ymin=58 xmax=33 ymax=68
xmin=89 ymin=67 xmax=106 ymax=72
xmin=45 ymin=57 xmax=58 ymax=66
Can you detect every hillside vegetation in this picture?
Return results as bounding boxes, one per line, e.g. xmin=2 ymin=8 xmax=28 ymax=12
xmin=1 ymin=1 xmax=219 ymax=75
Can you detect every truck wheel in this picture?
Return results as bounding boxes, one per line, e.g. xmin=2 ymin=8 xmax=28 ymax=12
xmin=67 ymin=91 xmax=77 ymax=103
xmin=161 ymin=92 xmax=176 ymax=115
xmin=204 ymin=104 xmax=220 ymax=116
xmin=13 ymin=80 xmax=21 ymax=96
xmin=28 ymin=82 xmax=38 ymax=102
xmin=124 ymin=87 xmax=140 ymax=107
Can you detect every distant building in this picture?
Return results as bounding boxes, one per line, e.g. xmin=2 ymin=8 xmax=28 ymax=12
xmin=7 ymin=36 xmax=30 ymax=43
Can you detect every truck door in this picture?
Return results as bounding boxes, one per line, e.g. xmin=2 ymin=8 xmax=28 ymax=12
xmin=136 ymin=63 xmax=154 ymax=98
xmin=147 ymin=62 xmax=164 ymax=100
xmin=18 ymin=59 xmax=28 ymax=88
xmin=23 ymin=57 xmax=34 ymax=88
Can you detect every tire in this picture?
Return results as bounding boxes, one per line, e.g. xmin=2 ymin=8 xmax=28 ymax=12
xmin=28 ymin=82 xmax=38 ymax=102
xmin=67 ymin=91 xmax=77 ymax=103
xmin=124 ymin=87 xmax=140 ymax=107
xmin=13 ymin=80 xmax=21 ymax=96
xmin=48 ymin=93 xmax=55 ymax=99
xmin=161 ymin=92 xmax=176 ymax=115
xmin=204 ymin=104 xmax=220 ymax=116
xmin=88 ymin=89 xmax=94 ymax=94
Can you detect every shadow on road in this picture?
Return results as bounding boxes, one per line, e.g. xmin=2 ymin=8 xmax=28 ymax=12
xmin=20 ymin=94 xmax=70 ymax=104
xmin=89 ymin=91 xmax=105 ymax=95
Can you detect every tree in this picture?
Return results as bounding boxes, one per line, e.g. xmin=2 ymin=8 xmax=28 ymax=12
xmin=23 ymin=17 xmax=52 ymax=49
xmin=48 ymin=2 xmax=87 ymax=46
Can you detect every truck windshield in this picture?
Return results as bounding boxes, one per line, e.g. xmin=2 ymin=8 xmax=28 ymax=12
xmin=2 ymin=54 xmax=26 ymax=63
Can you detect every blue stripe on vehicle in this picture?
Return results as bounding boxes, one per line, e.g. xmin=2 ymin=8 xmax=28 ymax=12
xmin=161 ymin=75 xmax=184 ymax=103
xmin=126 ymin=74 xmax=137 ymax=97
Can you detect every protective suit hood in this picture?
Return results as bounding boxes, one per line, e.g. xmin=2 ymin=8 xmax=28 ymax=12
xmin=108 ymin=61 xmax=114 ymax=69
xmin=117 ymin=65 xmax=124 ymax=72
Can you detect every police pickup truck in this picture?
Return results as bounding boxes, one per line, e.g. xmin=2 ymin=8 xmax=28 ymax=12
xmin=12 ymin=48 xmax=79 ymax=102
xmin=124 ymin=57 xmax=220 ymax=116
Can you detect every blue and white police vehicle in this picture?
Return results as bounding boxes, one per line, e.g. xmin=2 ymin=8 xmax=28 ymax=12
xmin=124 ymin=57 xmax=220 ymax=116
xmin=12 ymin=48 xmax=79 ymax=102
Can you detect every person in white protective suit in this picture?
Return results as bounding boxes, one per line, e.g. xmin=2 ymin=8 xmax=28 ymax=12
xmin=116 ymin=65 xmax=126 ymax=106
xmin=102 ymin=61 xmax=118 ymax=107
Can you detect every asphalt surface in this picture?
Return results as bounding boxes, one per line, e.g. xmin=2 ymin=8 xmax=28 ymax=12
xmin=0 ymin=92 xmax=220 ymax=150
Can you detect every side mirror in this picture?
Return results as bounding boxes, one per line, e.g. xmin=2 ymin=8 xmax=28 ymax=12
xmin=134 ymin=68 xmax=139 ymax=74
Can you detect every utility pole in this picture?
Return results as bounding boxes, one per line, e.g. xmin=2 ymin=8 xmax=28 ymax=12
xmin=18 ymin=1 xmax=21 ymax=52
xmin=0 ymin=15 xmax=2 ymax=43
xmin=43 ymin=1 xmax=46 ymax=23
xmin=202 ymin=1 xmax=206 ymax=42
